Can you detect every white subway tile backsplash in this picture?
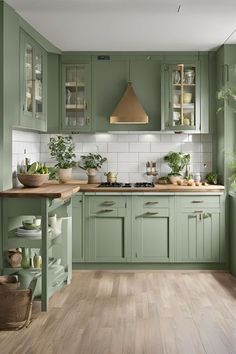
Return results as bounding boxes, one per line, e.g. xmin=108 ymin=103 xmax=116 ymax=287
xmin=129 ymin=143 xmax=150 ymax=152
xmin=139 ymin=134 xmax=161 ymax=142
xmin=182 ymin=142 xmax=201 ymax=153
xmin=12 ymin=131 xmax=213 ymax=183
xmin=108 ymin=143 xmax=129 ymax=152
xmin=151 ymin=142 xmax=181 ymax=153
xmin=118 ymin=153 xmax=139 ymax=162
xmin=201 ymin=142 xmax=212 ymax=153
xmin=117 ymin=134 xmax=139 ymax=142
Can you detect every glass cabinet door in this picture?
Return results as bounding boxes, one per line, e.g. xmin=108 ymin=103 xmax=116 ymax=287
xmin=20 ymin=30 xmax=47 ymax=131
xmin=63 ymin=64 xmax=90 ymax=131
xmin=24 ymin=43 xmax=33 ymax=116
xmin=34 ymin=51 xmax=43 ymax=118
xmin=170 ymin=64 xmax=196 ymax=130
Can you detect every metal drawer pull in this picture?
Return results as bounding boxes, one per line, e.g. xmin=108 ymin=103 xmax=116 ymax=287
xmin=145 ymin=212 xmax=159 ymax=216
xmin=192 ymin=200 xmax=204 ymax=203
xmin=145 ymin=201 xmax=159 ymax=205
xmin=96 ymin=209 xmax=114 ymax=213
xmin=102 ymin=201 xmax=115 ymax=206
xmin=194 ymin=210 xmax=203 ymax=213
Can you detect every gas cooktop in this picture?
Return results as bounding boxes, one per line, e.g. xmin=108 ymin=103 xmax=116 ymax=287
xmin=98 ymin=182 xmax=155 ymax=188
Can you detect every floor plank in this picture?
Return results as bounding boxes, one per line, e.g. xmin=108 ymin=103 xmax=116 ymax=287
xmin=1 ymin=271 xmax=236 ymax=354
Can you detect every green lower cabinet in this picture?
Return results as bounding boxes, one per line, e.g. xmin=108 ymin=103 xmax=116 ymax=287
xmin=132 ymin=196 xmax=174 ymax=262
xmin=176 ymin=209 xmax=220 ymax=262
xmin=72 ymin=194 xmax=84 ymax=262
xmin=85 ymin=196 xmax=131 ymax=262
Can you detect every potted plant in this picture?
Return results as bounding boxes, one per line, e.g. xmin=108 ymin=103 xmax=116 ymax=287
xmin=164 ymin=151 xmax=190 ymax=184
xmin=205 ymin=172 xmax=218 ymax=185
xmin=48 ymin=135 xmax=76 ymax=183
xmin=79 ymin=153 xmax=107 ymax=183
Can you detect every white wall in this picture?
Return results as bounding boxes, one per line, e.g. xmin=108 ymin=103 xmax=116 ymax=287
xmin=13 ymin=130 xmax=213 ymax=183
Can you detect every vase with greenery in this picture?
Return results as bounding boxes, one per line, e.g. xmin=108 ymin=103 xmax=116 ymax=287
xmin=164 ymin=151 xmax=190 ymax=183
xmin=48 ymin=135 xmax=76 ymax=183
xmin=79 ymin=153 xmax=107 ymax=183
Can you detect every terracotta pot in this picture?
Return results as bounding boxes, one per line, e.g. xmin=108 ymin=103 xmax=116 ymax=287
xmin=59 ymin=168 xmax=72 ymax=183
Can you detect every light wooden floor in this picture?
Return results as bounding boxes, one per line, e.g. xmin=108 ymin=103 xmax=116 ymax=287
xmin=1 ymin=271 xmax=236 ymax=354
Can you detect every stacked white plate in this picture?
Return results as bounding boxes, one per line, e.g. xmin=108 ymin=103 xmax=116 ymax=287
xmin=16 ymin=228 xmax=41 ymax=237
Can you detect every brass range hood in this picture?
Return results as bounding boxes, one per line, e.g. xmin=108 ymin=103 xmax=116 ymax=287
xmin=110 ymin=82 xmax=149 ymax=124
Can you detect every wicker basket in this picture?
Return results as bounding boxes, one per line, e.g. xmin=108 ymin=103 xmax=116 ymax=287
xmin=0 ymin=275 xmax=19 ymax=289
xmin=0 ymin=276 xmax=38 ymax=330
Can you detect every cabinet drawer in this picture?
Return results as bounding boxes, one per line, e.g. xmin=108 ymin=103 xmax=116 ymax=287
xmin=177 ymin=196 xmax=220 ymax=209
xmin=142 ymin=196 xmax=169 ymax=208
xmin=89 ymin=196 xmax=126 ymax=211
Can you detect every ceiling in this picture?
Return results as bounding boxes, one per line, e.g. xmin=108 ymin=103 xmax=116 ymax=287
xmin=5 ymin=0 xmax=236 ymax=51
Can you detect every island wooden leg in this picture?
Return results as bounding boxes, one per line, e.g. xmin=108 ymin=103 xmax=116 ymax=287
xmin=41 ymin=199 xmax=48 ymax=311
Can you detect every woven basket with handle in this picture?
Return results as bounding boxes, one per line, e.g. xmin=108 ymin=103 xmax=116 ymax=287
xmin=0 ymin=275 xmax=38 ymax=330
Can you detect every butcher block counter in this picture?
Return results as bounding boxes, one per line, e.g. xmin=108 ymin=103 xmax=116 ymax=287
xmin=72 ymin=183 xmax=225 ymax=193
xmin=0 ymin=184 xmax=80 ymax=198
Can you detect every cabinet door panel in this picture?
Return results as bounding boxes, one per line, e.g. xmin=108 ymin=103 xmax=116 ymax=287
xmin=72 ymin=195 xmax=84 ymax=262
xmin=177 ymin=211 xmax=220 ymax=262
xmin=88 ymin=216 xmax=127 ymax=262
xmin=140 ymin=217 xmax=169 ymax=259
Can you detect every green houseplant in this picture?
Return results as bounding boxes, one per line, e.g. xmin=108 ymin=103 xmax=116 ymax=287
xmin=79 ymin=153 xmax=107 ymax=183
xmin=164 ymin=151 xmax=190 ymax=183
xmin=48 ymin=135 xmax=76 ymax=182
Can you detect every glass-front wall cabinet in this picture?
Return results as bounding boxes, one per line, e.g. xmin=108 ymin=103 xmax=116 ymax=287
xmin=162 ymin=62 xmax=200 ymax=132
xmin=62 ymin=64 xmax=91 ymax=132
xmin=20 ymin=30 xmax=47 ymax=131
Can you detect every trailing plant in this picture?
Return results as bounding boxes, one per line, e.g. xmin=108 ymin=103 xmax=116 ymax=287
xmin=217 ymin=87 xmax=236 ymax=113
xmin=48 ymin=135 xmax=76 ymax=169
xmin=79 ymin=153 xmax=107 ymax=170
xmin=164 ymin=151 xmax=190 ymax=176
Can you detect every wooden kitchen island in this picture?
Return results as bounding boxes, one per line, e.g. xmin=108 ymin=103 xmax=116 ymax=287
xmin=0 ymin=184 xmax=80 ymax=311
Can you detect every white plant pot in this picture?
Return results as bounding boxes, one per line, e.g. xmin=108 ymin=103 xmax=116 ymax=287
xmin=59 ymin=168 xmax=72 ymax=183
xmin=169 ymin=175 xmax=181 ymax=184
xmin=86 ymin=168 xmax=98 ymax=184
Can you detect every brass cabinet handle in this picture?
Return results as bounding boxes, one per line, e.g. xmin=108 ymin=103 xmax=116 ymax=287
xmin=145 ymin=201 xmax=159 ymax=205
xmin=95 ymin=209 xmax=114 ymax=213
xmin=144 ymin=212 xmax=159 ymax=216
xmin=102 ymin=201 xmax=115 ymax=206
xmin=192 ymin=201 xmax=204 ymax=203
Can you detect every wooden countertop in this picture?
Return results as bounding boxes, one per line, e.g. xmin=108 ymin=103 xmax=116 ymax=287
xmin=77 ymin=183 xmax=225 ymax=193
xmin=0 ymin=184 xmax=80 ymax=198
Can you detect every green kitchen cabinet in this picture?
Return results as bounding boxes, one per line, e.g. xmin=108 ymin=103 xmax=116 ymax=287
xmin=20 ymin=30 xmax=47 ymax=131
xmin=84 ymin=195 xmax=132 ymax=262
xmin=92 ymin=55 xmax=162 ymax=131
xmin=72 ymin=194 xmax=84 ymax=263
xmin=132 ymin=196 xmax=174 ymax=262
xmin=176 ymin=196 xmax=222 ymax=262
xmin=61 ymin=63 xmax=91 ymax=132
xmin=161 ymin=54 xmax=209 ymax=133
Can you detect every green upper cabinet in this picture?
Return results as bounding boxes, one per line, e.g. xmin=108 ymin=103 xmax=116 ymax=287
xmin=91 ymin=54 xmax=161 ymax=131
xmin=161 ymin=54 xmax=209 ymax=133
xmin=61 ymin=63 xmax=91 ymax=133
xmin=20 ymin=30 xmax=47 ymax=131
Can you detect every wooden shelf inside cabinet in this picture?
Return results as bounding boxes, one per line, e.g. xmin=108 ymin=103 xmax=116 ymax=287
xmin=173 ymin=84 xmax=195 ymax=87
xmin=65 ymin=82 xmax=85 ymax=88
xmin=65 ymin=105 xmax=85 ymax=110
xmin=173 ymin=104 xmax=194 ymax=109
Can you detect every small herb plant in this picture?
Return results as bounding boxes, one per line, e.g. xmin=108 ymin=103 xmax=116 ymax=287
xmin=48 ymin=135 xmax=76 ymax=169
xmin=79 ymin=153 xmax=107 ymax=170
xmin=164 ymin=152 xmax=190 ymax=176
xmin=205 ymin=172 xmax=218 ymax=185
